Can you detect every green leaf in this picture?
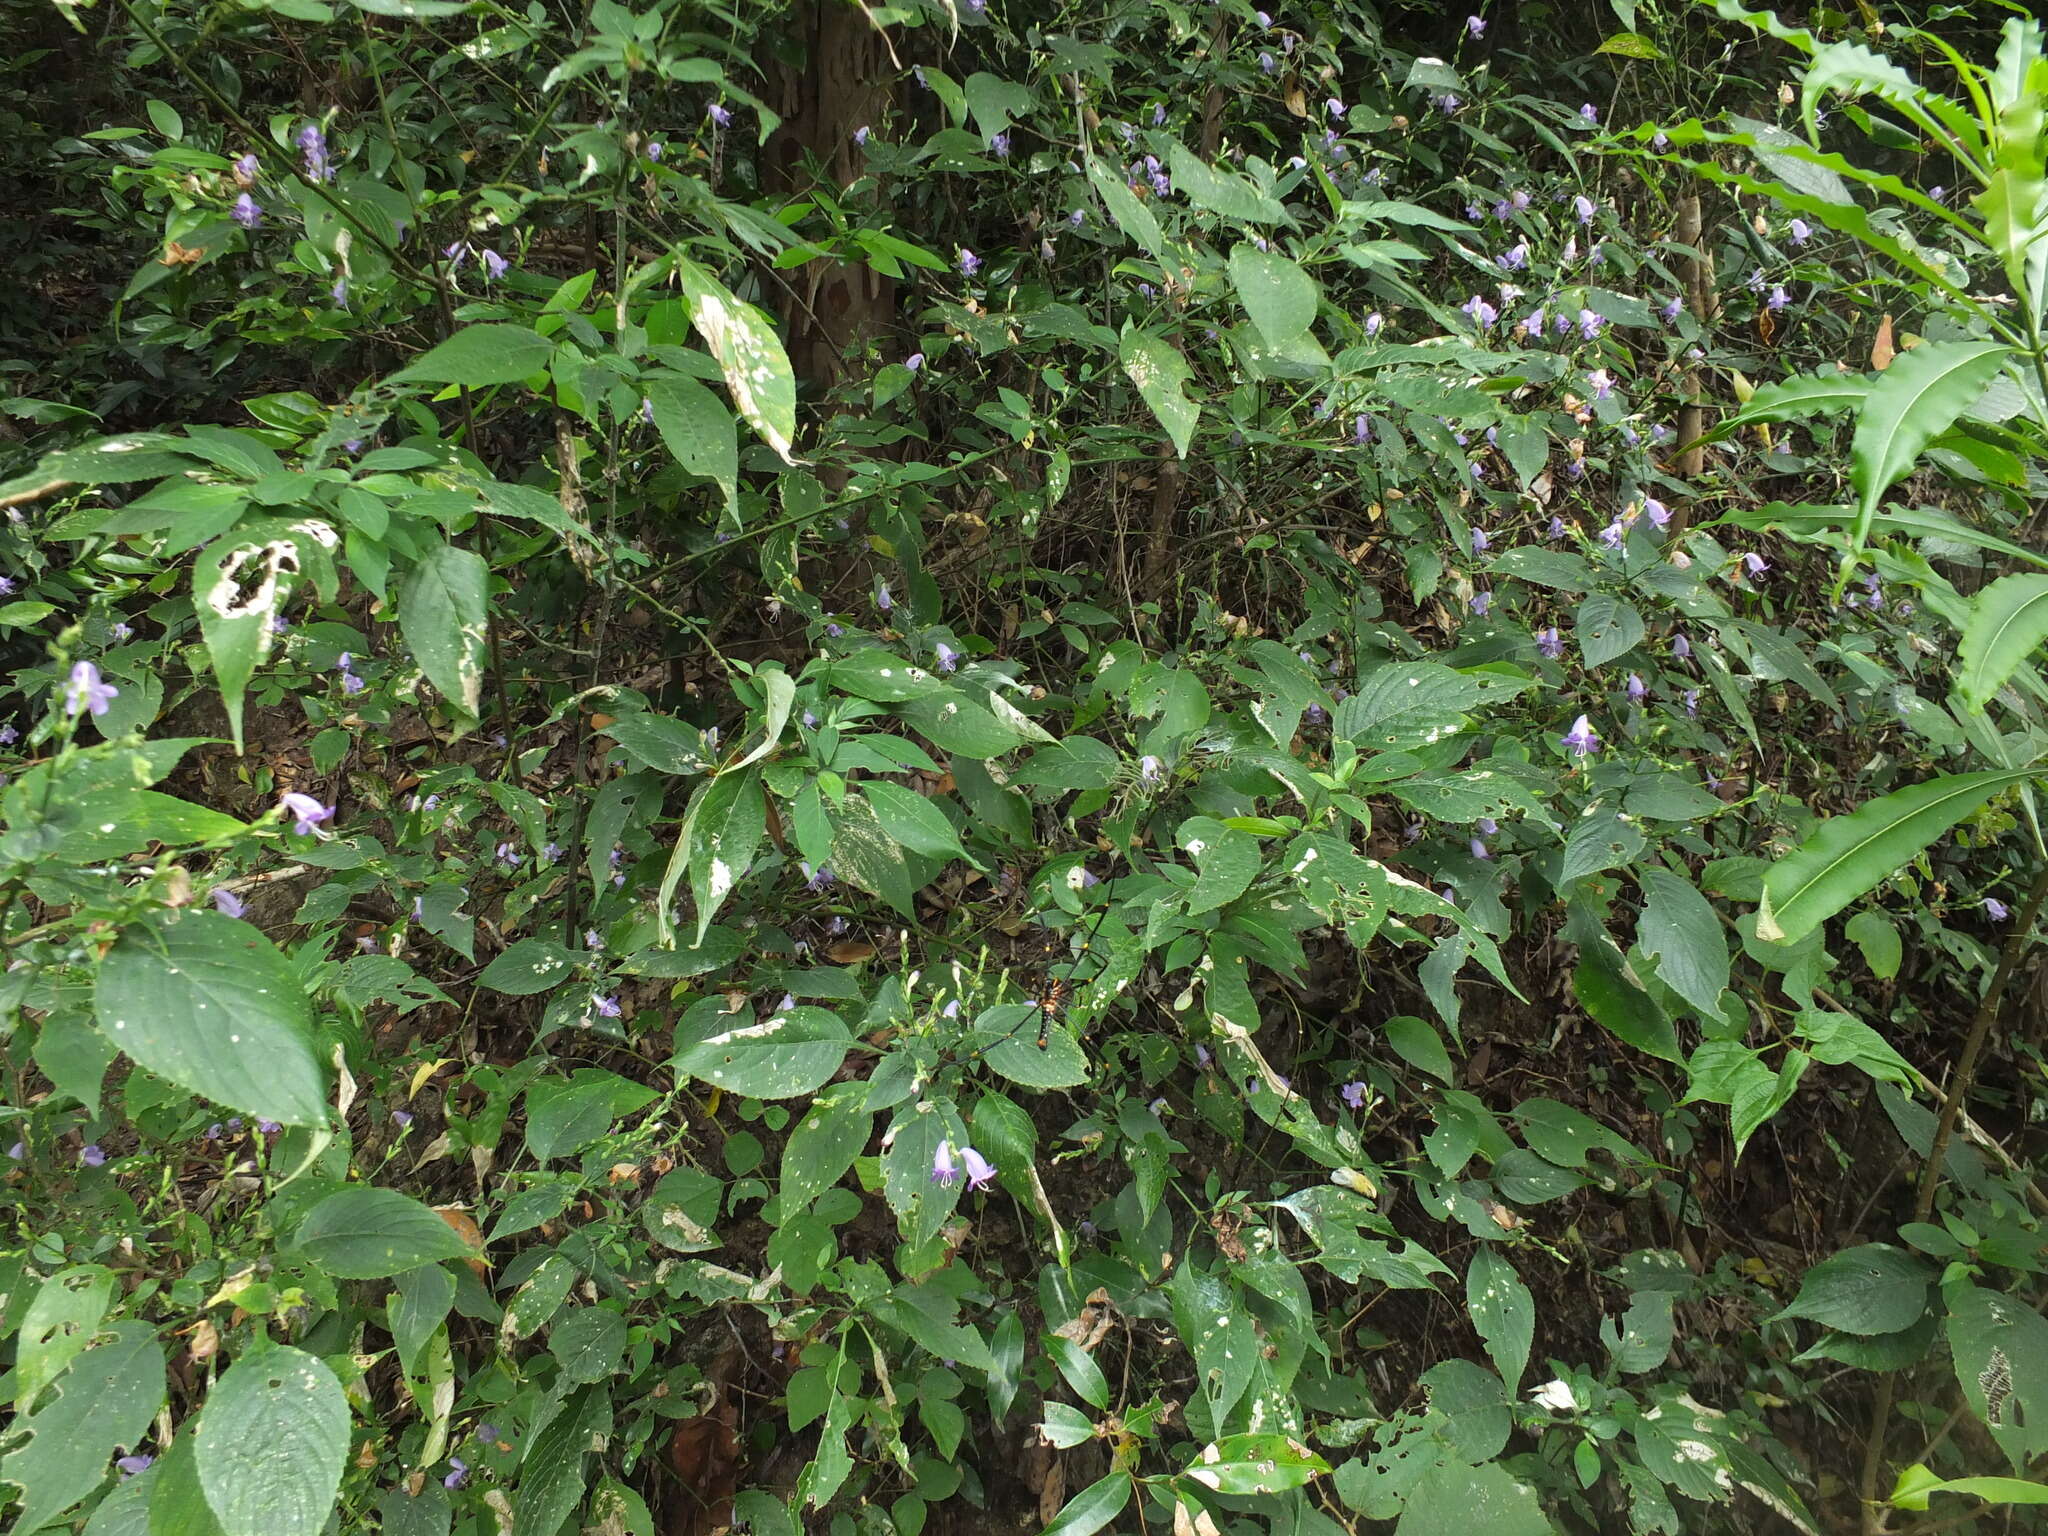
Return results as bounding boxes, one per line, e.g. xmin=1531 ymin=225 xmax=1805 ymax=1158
xmin=552 ymin=1308 xmax=628 ymax=1385
xmin=289 ymin=1187 xmax=482 ymax=1277
xmin=1946 ymin=1282 xmax=2048 ymax=1469
xmin=828 ymin=789 xmax=917 ymax=919
xmin=194 ymin=520 xmax=327 ymax=752
xmin=1575 ymin=594 xmax=1645 ymax=667
xmin=195 ymin=1346 xmax=349 ymax=1536
xmin=1182 ymin=821 xmax=1261 ymax=917
xmin=15 ymin=1264 xmax=116 ymax=1411
xmin=676 ymin=256 xmax=798 ymax=464
xmin=1681 ymin=369 xmax=1870 ymax=452
xmin=512 ymin=1384 xmax=611 ymax=1536
xmin=864 ymin=781 xmax=970 ymax=864
xmin=1573 ymin=959 xmax=1681 ymax=1063
xmin=476 ymin=937 xmax=578 ymax=995
xmin=1848 ymin=342 xmax=2012 ymax=551
xmin=1185 ymin=1434 xmax=1332 ymax=1495
xmin=1770 ymin=1244 xmax=1932 ymax=1335
xmin=779 ymin=1086 xmax=873 ymax=1212
xmin=1040 ymin=1471 xmax=1132 ymax=1536
xmin=688 ymin=766 xmax=765 ymax=942
xmin=644 ymin=371 xmax=739 ymax=520
xmin=1957 ymin=573 xmax=2048 ymax=710
xmin=642 ymin=1166 xmax=724 ymax=1251
xmin=1119 ymin=328 xmax=1200 ymax=459
xmin=1756 ymin=768 xmax=2041 ymax=943
xmin=978 ymin=1006 xmax=1092 ymax=1089
xmin=0 ymin=1321 xmax=164 ymax=1535
xmin=1227 ymin=245 xmax=1319 ymax=349
xmin=1085 ymin=157 xmax=1167 ymax=260
xmin=1466 ymin=1247 xmax=1535 ymax=1390
xmin=1382 ymin=1014 xmax=1455 ymax=1085
xmin=394 ymin=324 xmax=553 ymax=387
xmin=1395 ymin=1460 xmax=1552 ymax=1536
xmin=94 ymin=910 xmax=327 ymax=1125
xmin=1844 ymin=910 xmax=1902 ymax=979
xmin=1559 ymin=804 xmax=1645 ymax=886
xmin=398 ymin=541 xmax=489 ymax=722
xmin=671 ymin=1004 xmax=851 ymax=1098
xmin=1596 ymin=30 xmax=1664 ymax=58
xmin=524 ymin=1070 xmax=658 ymax=1161
xmin=1636 ymin=868 xmax=1730 ymax=1017
xmin=1166 ymin=141 xmax=1290 ymax=223
xmin=1892 ymin=1470 xmax=2048 ymax=1513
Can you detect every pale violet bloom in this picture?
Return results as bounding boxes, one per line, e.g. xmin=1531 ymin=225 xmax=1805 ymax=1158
xmin=707 ymin=103 xmax=732 ymax=127
xmin=1470 ymin=526 xmax=1489 ymax=554
xmin=1643 ymin=497 xmax=1670 ymax=528
xmin=1586 ymin=368 xmax=1614 ymax=401
xmin=1341 ymin=1080 xmax=1368 ymax=1109
xmin=876 ymin=581 xmax=893 ymax=612
xmin=1789 ymin=217 xmax=1811 ymax=245
xmin=1983 ymin=897 xmax=2010 ymax=921
xmin=1561 ymin=715 xmax=1601 ymax=756
xmin=1466 ymin=15 xmax=1486 ymax=37
xmin=930 ymin=1141 xmax=959 ymax=1185
xmin=279 ymin=791 xmax=334 ymax=836
xmin=1469 ymin=837 xmax=1491 ymax=860
xmin=1461 ymin=294 xmax=1498 ymax=329
xmin=481 ymin=248 xmax=509 ymax=281
xmin=232 ymin=193 xmax=263 ymax=229
xmin=960 ymin=1146 xmax=997 ymax=1190
xmin=65 ymin=661 xmax=120 ymax=717
xmin=1578 ymin=102 xmax=1598 ymax=125
xmin=1536 ymin=626 xmax=1564 ymax=659
xmin=1673 ymin=633 xmax=1691 ymax=660
xmin=1139 ymin=754 xmax=1164 ymax=784
xmin=1661 ymin=294 xmax=1684 ymax=322
xmin=1364 ymin=311 xmax=1383 ymax=336
xmin=958 ymin=248 xmax=981 ymax=277
xmin=212 ymin=888 xmax=248 ymax=919
xmin=1627 ymin=673 xmax=1647 ymax=702
xmin=935 ymin=643 xmax=960 ymax=672
xmin=595 ymin=995 xmax=622 ymax=1019
xmin=854 ymin=125 xmax=870 ymax=147
xmin=904 ymin=352 xmax=924 ymax=373
xmin=1573 ymin=193 xmax=1596 ymax=223
xmin=1469 ymin=590 xmax=1492 ymax=616
xmin=1577 ymin=308 xmax=1606 ymax=340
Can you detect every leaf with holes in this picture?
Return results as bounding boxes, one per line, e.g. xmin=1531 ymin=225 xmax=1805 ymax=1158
xmin=399 ymin=540 xmax=489 ymax=723
xmin=676 ymin=257 xmax=798 ymax=464
xmin=1120 ymin=327 xmax=1200 ymax=459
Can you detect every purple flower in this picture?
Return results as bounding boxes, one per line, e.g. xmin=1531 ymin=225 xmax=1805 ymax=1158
xmin=958 ymin=248 xmax=981 ymax=277
xmin=1561 ymin=714 xmax=1601 ymax=756
xmin=805 ymin=862 xmax=836 ymax=893
xmin=1353 ymin=414 xmax=1371 ymax=446
xmin=903 ymin=352 xmax=924 ymax=373
xmin=1 ymin=724 xmax=22 ymax=746
xmin=1742 ymin=551 xmax=1770 ymax=578
xmin=1364 ymin=311 xmax=1383 ymax=337
xmin=1435 ymin=92 xmax=1463 ymax=114
xmin=1470 ymin=526 xmax=1490 ymax=554
xmin=1672 ymin=633 xmax=1691 ymax=660
xmin=341 ymin=671 xmax=365 ymax=696
xmin=1577 ymin=308 xmax=1606 ymax=341
xmin=279 ymin=791 xmax=334 ymax=836
xmin=1477 ymin=817 xmax=1498 ymax=836
xmin=1684 ymin=689 xmax=1699 ymax=718
xmin=111 ymin=621 xmax=133 ymax=641
xmin=1519 ymin=306 xmax=1546 ymax=339
xmin=1578 ymin=103 xmax=1599 ymax=125
xmin=81 ymin=1144 xmax=107 ymax=1167
xmin=1661 ymin=295 xmax=1684 ymax=323
xmin=117 ymin=1455 xmax=153 ymax=1478
xmin=876 ymin=581 xmax=893 ymax=613
xmin=1547 ymin=515 xmax=1567 ymax=541
xmin=990 ymin=131 xmax=1011 ymax=158
xmin=707 ymin=103 xmax=732 ymax=127
xmin=1259 ymin=51 xmax=1277 ymax=73
xmin=1466 ymin=15 xmax=1486 ymax=37
xmin=931 ymin=1142 xmax=958 ymax=1185
xmin=5 ymin=1142 xmax=20 ymax=1160
xmin=233 ymin=152 xmax=259 ymax=186
xmin=1599 ymin=519 xmax=1626 ymax=550
xmin=1573 ymin=194 xmax=1596 ymax=224
xmin=1327 ymin=97 xmax=1346 ymax=120
xmin=595 ymin=995 xmax=622 ymax=1018
xmin=477 ymin=1424 xmax=499 ymax=1444
xmin=444 ymin=1457 xmax=469 ymax=1491
xmin=1153 ymin=102 xmax=1168 ymax=126
xmin=1627 ymin=673 xmax=1647 ymax=702
xmin=1341 ymin=1080 xmax=1368 ymax=1110
xmin=1255 ymin=9 xmax=1271 ymax=24
xmin=853 ymin=125 xmax=870 ymax=148
xmin=1498 ymin=241 xmax=1529 ymax=271
xmin=297 ymin=123 xmax=331 ymax=180
xmin=212 ymin=888 xmax=248 ymax=919
xmin=1984 ymin=897 xmax=2011 ymax=921
xmin=1469 ymin=836 xmax=1491 ymax=860
xmin=1789 ymin=217 xmax=1811 ymax=245
xmin=1139 ymin=754 xmax=1164 ymax=783
xmin=1587 ymin=368 xmax=1614 ymax=401
xmin=960 ymin=1146 xmax=997 ymax=1190
xmin=1461 ymin=294 xmax=1498 ymax=329
xmin=645 ymin=141 xmax=663 ymax=162
xmin=231 ymin=194 xmax=263 ymax=229
xmin=482 ymin=249 xmax=509 ymax=282
xmin=934 ymin=643 xmax=960 ymax=672
xmin=259 ymin=1119 xmax=281 ymax=1134
xmin=1536 ymin=626 xmax=1563 ymax=659
xmin=1643 ymin=497 xmax=1670 ymax=528
xmin=391 ymin=1109 xmax=413 ymax=1128
xmin=65 ymin=660 xmax=120 ymax=717
xmin=1469 ymin=590 xmax=1492 ymax=616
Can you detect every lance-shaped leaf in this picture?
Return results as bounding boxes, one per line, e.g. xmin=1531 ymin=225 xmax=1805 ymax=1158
xmin=1847 ymin=341 xmax=2011 ymax=550
xmin=675 ymin=256 xmax=798 ymax=463
xmin=1957 ymin=573 xmax=2048 ymax=711
xmin=1756 ymin=768 xmax=2041 ymax=943
xmin=1119 ymin=327 xmax=1200 ymax=459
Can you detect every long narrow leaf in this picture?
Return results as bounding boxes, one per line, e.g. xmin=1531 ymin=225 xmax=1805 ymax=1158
xmin=1848 ymin=342 xmax=2012 ymax=551
xmin=1957 ymin=574 xmax=2048 ymax=710
xmin=1757 ymin=768 xmax=2042 ymax=943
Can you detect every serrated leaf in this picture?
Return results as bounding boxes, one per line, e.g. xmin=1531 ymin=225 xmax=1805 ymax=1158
xmin=94 ymin=910 xmax=327 ymax=1125
xmin=1228 ymin=244 xmax=1319 ymax=348
xmin=399 ymin=541 xmax=489 ymax=722
xmin=1575 ymin=594 xmax=1645 ymax=668
xmin=644 ymin=369 xmax=739 ymax=519
xmin=289 ymin=1187 xmax=482 ymax=1277
xmin=1770 ymin=1244 xmax=1931 ymax=1336
xmin=0 ymin=1321 xmax=164 ymax=1535
xmin=195 ymin=1346 xmax=348 ymax=1536
xmin=1637 ymin=868 xmax=1730 ymax=1016
xmin=393 ymin=324 xmax=553 ymax=387
xmin=1466 ymin=1247 xmax=1534 ymax=1389
xmin=671 ymin=1005 xmax=851 ymax=1098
